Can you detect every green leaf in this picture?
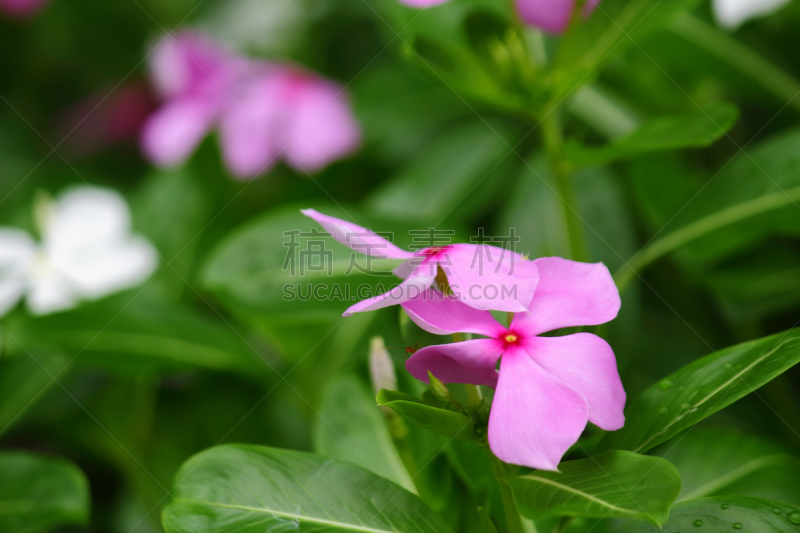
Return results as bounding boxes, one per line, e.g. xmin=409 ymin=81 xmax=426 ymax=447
xmin=612 ymin=496 xmax=800 ymax=532
xmin=4 ymin=296 xmax=264 ymax=376
xmin=203 ymin=206 xmax=401 ymax=324
xmin=601 ymin=328 xmax=800 ymax=453
xmin=161 ymin=444 xmax=454 ymax=533
xmin=651 ymin=428 xmax=800 ymax=503
xmin=552 ymin=0 xmax=701 ymax=101
xmin=565 ymin=104 xmax=738 ymax=167
xmin=620 ymin=128 xmax=800 ymax=289
xmin=508 ymin=451 xmax=681 ymax=526
xmin=366 ymin=121 xmax=516 ymax=223
xmin=0 ymin=451 xmax=90 ymax=533
xmin=314 ymin=375 xmax=416 ymax=493
xmin=377 ymin=389 xmax=477 ymax=441
xmin=0 ymin=351 xmax=68 ymax=436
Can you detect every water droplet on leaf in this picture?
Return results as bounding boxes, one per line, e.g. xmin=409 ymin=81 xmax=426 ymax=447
xmin=789 ymin=511 xmax=800 ymax=524
xmin=694 ymin=519 xmax=703 ymax=527
xmin=774 ymin=508 xmax=782 ymax=515
xmin=733 ymin=523 xmax=743 ymax=530
xmin=659 ymin=379 xmax=673 ymax=390
xmin=722 ymin=504 xmax=730 ymax=509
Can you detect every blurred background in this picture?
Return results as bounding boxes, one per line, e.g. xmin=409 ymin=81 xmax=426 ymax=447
xmin=2 ymin=0 xmax=800 ymax=531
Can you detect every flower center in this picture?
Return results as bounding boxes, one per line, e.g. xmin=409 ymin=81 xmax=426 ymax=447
xmin=420 ymin=246 xmax=451 ymax=258
xmin=504 ymin=333 xmax=518 ymax=344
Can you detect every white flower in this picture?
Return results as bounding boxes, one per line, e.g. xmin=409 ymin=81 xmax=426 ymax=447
xmin=0 ymin=186 xmax=157 ymax=316
xmin=713 ymin=0 xmax=792 ymax=29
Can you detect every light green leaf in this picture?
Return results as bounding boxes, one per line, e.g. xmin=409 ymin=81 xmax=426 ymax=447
xmin=601 ymin=328 xmax=800 ymax=453
xmin=4 ymin=296 xmax=264 ymax=376
xmin=651 ymin=428 xmax=800 ymax=503
xmin=377 ymin=390 xmax=477 ymax=441
xmin=508 ymin=451 xmax=681 ymax=526
xmin=0 ymin=451 xmax=90 ymax=533
xmin=613 ymin=496 xmax=800 ymax=532
xmin=565 ymin=104 xmax=738 ymax=167
xmin=161 ymin=444 xmax=454 ymax=533
xmin=314 ymin=375 xmax=416 ymax=493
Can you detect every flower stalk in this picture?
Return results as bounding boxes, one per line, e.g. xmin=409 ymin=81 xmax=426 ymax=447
xmin=491 ymin=454 xmax=526 ymax=533
xmin=540 ymin=110 xmax=589 ymax=262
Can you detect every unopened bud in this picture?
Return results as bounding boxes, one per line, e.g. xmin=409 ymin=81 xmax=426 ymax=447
xmin=428 ymin=371 xmax=453 ymax=404
xmin=369 ymin=336 xmax=397 ymax=396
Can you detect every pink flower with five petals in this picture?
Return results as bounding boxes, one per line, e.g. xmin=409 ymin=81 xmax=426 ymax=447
xmin=402 ymin=257 xmax=625 ymax=470
xmin=141 ymin=31 xmax=361 ymax=179
xmin=399 ymin=0 xmax=601 ymax=34
xmin=302 ymin=209 xmax=540 ymax=315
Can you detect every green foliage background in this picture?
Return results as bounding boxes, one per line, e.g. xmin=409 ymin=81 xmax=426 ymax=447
xmin=2 ymin=0 xmax=800 ymax=531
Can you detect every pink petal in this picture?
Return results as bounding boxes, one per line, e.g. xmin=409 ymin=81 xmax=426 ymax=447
xmin=405 ymin=339 xmax=504 ymax=388
xmin=515 ymin=0 xmax=575 ymax=34
xmin=140 ymin=97 xmax=220 ymax=167
xmin=525 ymin=333 xmax=625 ymax=431
xmin=343 ymin=272 xmax=435 ymax=316
xmin=398 ymin=0 xmax=450 ymax=6
xmin=280 ymin=71 xmax=361 ymax=173
xmin=439 ymin=244 xmax=539 ymax=313
xmin=0 ymin=0 xmax=49 ymax=18
xmin=218 ymin=77 xmax=282 ymax=179
xmin=302 ymin=209 xmax=413 ymax=260
xmin=402 ymin=288 xmax=506 ymax=337
xmin=512 ymin=257 xmax=620 ymax=336
xmin=489 ymin=346 xmax=588 ymax=470
xmin=148 ymin=31 xmax=245 ymax=100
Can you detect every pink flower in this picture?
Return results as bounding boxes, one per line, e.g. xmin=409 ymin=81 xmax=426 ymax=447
xmin=141 ymin=31 xmax=361 ymax=179
xmin=402 ymin=257 xmax=624 ymax=470
xmin=57 ymin=83 xmax=154 ymax=157
xmin=302 ymin=209 xmax=540 ymax=315
xmin=0 ymin=0 xmax=49 ymax=18
xmin=399 ymin=0 xmax=600 ymax=34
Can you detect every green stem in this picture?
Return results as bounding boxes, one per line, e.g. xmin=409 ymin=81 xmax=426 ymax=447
xmin=540 ymin=111 xmax=589 ymax=262
xmin=669 ymin=13 xmax=800 ymax=112
xmin=615 ymin=184 xmax=800 ymax=291
xmin=491 ymin=455 xmax=526 ymax=533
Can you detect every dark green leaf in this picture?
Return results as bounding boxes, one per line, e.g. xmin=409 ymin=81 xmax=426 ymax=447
xmin=5 ymin=296 xmax=264 ymax=376
xmin=552 ymin=0 xmax=701 ymax=101
xmin=613 ymin=496 xmax=800 ymax=532
xmin=508 ymin=451 xmax=681 ymax=526
xmin=620 ymin=127 xmax=800 ymax=288
xmin=601 ymin=328 xmax=800 ymax=453
xmin=314 ymin=375 xmax=415 ymax=492
xmin=0 ymin=451 xmax=90 ymax=533
xmin=366 ymin=121 xmax=516 ymax=223
xmin=161 ymin=444 xmax=454 ymax=533
xmin=565 ymin=104 xmax=738 ymax=167
xmin=377 ymin=389 xmax=477 ymax=440
xmin=0 ymin=351 xmax=68 ymax=436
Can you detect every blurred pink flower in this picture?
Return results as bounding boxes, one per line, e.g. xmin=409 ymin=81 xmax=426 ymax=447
xmin=0 ymin=0 xmax=49 ymax=18
xmin=399 ymin=0 xmax=600 ymax=34
xmin=141 ymin=31 xmax=361 ymax=179
xmin=402 ymin=257 xmax=624 ymax=470
xmin=57 ymin=83 xmax=154 ymax=157
xmin=302 ymin=209 xmax=540 ymax=315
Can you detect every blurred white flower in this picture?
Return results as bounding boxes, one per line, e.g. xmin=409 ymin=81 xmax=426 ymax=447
xmin=0 ymin=186 xmax=157 ymax=317
xmin=714 ymin=0 xmax=792 ymax=29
